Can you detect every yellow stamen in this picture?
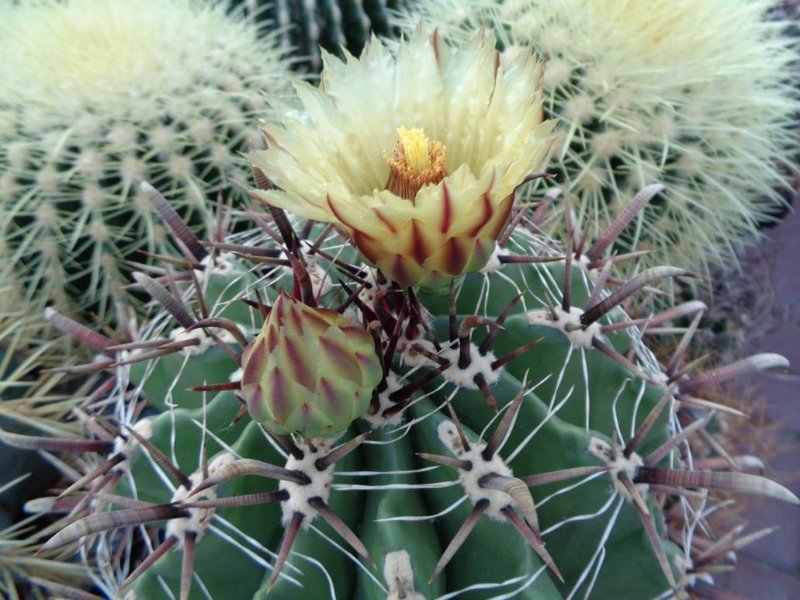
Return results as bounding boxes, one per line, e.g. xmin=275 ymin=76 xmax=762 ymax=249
xmin=397 ymin=127 xmax=432 ymax=173
xmin=384 ymin=127 xmax=446 ymax=200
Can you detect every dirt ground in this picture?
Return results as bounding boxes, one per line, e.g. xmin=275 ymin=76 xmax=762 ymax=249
xmin=720 ymin=207 xmax=800 ymax=598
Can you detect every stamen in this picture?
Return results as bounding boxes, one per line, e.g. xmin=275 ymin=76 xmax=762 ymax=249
xmin=384 ymin=127 xmax=447 ymax=200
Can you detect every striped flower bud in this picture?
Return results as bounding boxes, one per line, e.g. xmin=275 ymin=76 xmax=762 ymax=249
xmin=240 ymin=292 xmax=382 ymax=438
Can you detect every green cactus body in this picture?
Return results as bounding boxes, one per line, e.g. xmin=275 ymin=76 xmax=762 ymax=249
xmin=127 ymin=397 xmax=284 ymax=599
xmin=49 ymin=227 xmax=689 ymax=599
xmin=411 ymin=264 xmax=680 ymax=598
xmin=353 ymin=427 xmax=445 ymax=600
xmin=225 ymin=0 xmax=410 ymax=72
xmin=14 ymin=195 xmax=798 ymax=599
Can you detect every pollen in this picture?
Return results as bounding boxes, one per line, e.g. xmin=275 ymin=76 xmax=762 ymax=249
xmin=398 ymin=127 xmax=432 ymax=173
xmin=384 ymin=127 xmax=446 ymax=200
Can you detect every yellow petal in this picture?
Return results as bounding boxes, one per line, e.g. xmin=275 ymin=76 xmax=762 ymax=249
xmin=248 ymin=27 xmax=555 ymax=286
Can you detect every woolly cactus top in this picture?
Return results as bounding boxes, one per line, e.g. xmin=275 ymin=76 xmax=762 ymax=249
xmin=0 ymin=0 xmax=295 ymax=331
xmin=0 ymin=0 xmax=276 ymax=110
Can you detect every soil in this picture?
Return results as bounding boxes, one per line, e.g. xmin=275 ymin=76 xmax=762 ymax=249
xmin=719 ymin=207 xmax=800 ymax=598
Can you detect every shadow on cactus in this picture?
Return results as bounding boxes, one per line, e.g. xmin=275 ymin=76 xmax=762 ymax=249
xmin=0 ymin=0 xmax=294 ymax=328
xmin=223 ymin=0 xmax=412 ymax=72
xmin=0 ymin=477 xmax=100 ymax=600
xmin=2 ymin=28 xmax=797 ymax=600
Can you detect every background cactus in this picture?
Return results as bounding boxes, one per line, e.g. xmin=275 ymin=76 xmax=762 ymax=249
xmin=0 ymin=493 xmax=96 ymax=600
xmin=0 ymin=278 xmax=103 ymax=531
xmin=394 ymin=0 xmax=799 ymax=277
xmin=224 ymin=0 xmax=411 ymax=72
xmin=0 ymin=0 xmax=294 ymax=334
xmin=0 ymin=325 xmax=106 ymax=598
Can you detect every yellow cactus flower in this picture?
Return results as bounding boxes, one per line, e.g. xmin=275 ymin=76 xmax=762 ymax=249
xmin=249 ymin=28 xmax=555 ymax=287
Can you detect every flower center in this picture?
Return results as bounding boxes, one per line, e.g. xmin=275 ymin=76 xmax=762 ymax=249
xmin=384 ymin=127 xmax=446 ymax=200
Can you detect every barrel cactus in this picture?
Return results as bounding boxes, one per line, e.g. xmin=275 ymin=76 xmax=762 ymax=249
xmin=395 ymin=0 xmax=800 ymax=277
xmin=224 ymin=0 xmax=411 ymax=72
xmin=0 ymin=0 xmax=294 ymax=330
xmin=4 ymin=28 xmax=797 ymax=600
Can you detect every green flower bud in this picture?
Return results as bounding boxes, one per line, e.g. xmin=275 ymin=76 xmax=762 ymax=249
xmin=241 ymin=292 xmax=382 ymax=438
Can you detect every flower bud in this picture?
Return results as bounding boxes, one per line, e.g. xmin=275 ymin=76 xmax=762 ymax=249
xmin=240 ymin=292 xmax=382 ymax=438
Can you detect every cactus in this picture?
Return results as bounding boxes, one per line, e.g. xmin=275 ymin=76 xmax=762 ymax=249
xmin=3 ymin=27 xmax=798 ymax=600
xmin=0 ymin=479 xmax=98 ymax=600
xmin=394 ymin=0 xmax=800 ymax=277
xmin=0 ymin=0 xmax=294 ymax=332
xmin=0 ymin=278 xmax=105 ymax=529
xmin=0 ymin=289 xmax=109 ymax=598
xmin=224 ymin=0 xmax=412 ymax=72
